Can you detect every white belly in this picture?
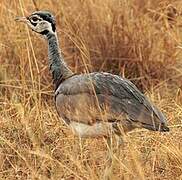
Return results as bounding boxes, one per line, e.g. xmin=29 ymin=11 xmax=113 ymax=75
xmin=70 ymin=121 xmax=113 ymax=138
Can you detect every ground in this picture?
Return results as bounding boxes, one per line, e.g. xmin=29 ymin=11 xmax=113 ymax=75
xmin=0 ymin=0 xmax=182 ymax=179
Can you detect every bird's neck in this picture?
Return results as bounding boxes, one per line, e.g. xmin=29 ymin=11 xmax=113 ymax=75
xmin=46 ymin=32 xmax=73 ymax=89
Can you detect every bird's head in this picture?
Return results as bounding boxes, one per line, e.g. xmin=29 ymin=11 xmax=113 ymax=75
xmin=15 ymin=11 xmax=56 ymax=36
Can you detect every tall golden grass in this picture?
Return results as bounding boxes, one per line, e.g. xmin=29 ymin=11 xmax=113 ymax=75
xmin=0 ymin=0 xmax=182 ymax=179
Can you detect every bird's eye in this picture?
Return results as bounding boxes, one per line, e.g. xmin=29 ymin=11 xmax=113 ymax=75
xmin=31 ymin=17 xmax=39 ymax=22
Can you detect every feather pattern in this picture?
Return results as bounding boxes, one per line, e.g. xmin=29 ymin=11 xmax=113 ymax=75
xmin=55 ymin=72 xmax=169 ymax=132
xmin=47 ymin=32 xmax=73 ymax=89
xmin=17 ymin=10 xmax=169 ymax=137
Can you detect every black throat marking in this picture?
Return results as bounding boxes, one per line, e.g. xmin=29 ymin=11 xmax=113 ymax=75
xmin=40 ymin=30 xmax=49 ymax=35
xmin=32 ymin=11 xmax=56 ymax=33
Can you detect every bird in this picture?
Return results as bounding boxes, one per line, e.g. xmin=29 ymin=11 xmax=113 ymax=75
xmin=16 ymin=10 xmax=169 ymax=178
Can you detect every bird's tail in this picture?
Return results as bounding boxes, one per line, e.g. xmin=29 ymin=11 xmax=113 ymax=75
xmin=141 ymin=122 xmax=170 ymax=132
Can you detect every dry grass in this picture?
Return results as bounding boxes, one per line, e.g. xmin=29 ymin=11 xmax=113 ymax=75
xmin=0 ymin=0 xmax=182 ymax=179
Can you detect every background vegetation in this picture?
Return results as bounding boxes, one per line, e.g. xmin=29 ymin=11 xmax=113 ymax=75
xmin=0 ymin=0 xmax=182 ymax=179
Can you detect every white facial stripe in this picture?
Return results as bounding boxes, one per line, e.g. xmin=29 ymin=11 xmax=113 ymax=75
xmin=45 ymin=21 xmax=54 ymax=33
xmin=30 ymin=19 xmax=37 ymax=24
xmin=26 ymin=14 xmax=55 ymax=35
xmin=31 ymin=14 xmax=43 ymax=20
xmin=29 ymin=15 xmax=43 ymax=24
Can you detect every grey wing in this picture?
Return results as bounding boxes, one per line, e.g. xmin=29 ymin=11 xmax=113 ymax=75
xmin=93 ymin=72 xmax=168 ymax=131
xmin=55 ymin=72 xmax=169 ymax=131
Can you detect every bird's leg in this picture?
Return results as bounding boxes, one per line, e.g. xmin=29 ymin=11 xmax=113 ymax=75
xmin=115 ymin=134 xmax=124 ymax=156
xmin=103 ymin=136 xmax=114 ymax=180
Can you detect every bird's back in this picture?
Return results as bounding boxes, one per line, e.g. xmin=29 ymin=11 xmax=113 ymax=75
xmin=55 ymin=72 xmax=169 ymax=134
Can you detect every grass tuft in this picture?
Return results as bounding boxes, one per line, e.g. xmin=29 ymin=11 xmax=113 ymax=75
xmin=0 ymin=0 xmax=182 ymax=179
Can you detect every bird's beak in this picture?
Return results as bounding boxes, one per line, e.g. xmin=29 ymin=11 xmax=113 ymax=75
xmin=15 ymin=16 xmax=28 ymax=23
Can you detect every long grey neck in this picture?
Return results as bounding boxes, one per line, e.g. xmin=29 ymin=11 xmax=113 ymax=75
xmin=46 ymin=32 xmax=73 ymax=89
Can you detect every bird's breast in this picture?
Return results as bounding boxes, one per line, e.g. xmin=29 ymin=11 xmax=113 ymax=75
xmin=69 ymin=121 xmax=113 ymax=138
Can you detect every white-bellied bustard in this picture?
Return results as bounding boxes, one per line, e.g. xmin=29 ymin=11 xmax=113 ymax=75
xmin=16 ymin=11 xmax=169 ymax=179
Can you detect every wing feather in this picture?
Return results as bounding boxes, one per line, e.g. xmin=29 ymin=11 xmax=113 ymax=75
xmin=55 ymin=72 xmax=168 ymax=131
